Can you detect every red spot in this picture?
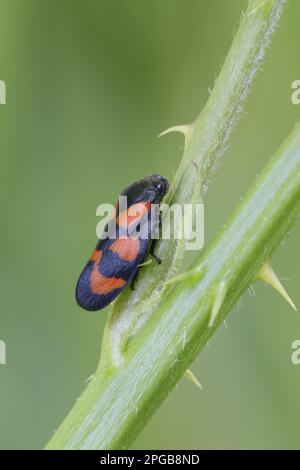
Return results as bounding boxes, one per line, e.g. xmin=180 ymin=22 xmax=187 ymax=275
xmin=90 ymin=250 xmax=102 ymax=262
xmin=117 ymin=201 xmax=150 ymax=229
xmin=109 ymin=237 xmax=140 ymax=262
xmin=89 ymin=249 xmax=126 ymax=295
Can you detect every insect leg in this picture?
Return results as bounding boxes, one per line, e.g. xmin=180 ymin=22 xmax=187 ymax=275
xmin=149 ymin=239 xmax=161 ymax=264
xmin=130 ymin=267 xmax=140 ymax=290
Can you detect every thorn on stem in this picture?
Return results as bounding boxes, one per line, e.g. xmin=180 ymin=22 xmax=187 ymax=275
xmin=138 ymin=259 xmax=153 ymax=268
xmin=184 ymin=369 xmax=203 ymax=391
xmin=158 ymin=123 xmax=194 ymax=139
xmin=164 ymin=269 xmax=203 ymax=287
xmin=209 ymin=280 xmax=227 ymax=327
xmin=255 ymin=262 xmax=297 ymax=311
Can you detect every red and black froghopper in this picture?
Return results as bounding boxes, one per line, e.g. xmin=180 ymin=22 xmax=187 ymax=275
xmin=75 ymin=175 xmax=169 ymax=311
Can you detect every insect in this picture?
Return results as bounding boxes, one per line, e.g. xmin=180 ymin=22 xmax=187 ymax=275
xmin=75 ymin=174 xmax=169 ymax=311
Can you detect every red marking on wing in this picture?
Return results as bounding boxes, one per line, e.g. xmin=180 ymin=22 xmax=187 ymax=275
xmin=89 ymin=249 xmax=126 ymax=295
xmin=109 ymin=237 xmax=140 ymax=262
xmin=90 ymin=250 xmax=102 ymax=262
xmin=117 ymin=201 xmax=151 ymax=229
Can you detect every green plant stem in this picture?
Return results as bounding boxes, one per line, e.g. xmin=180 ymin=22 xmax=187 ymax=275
xmin=47 ymin=121 xmax=300 ymax=450
xmin=100 ymin=0 xmax=286 ymax=373
xmin=46 ymin=0 xmax=289 ymax=450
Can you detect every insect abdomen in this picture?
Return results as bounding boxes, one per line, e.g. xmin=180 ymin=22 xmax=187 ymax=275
xmin=75 ymin=236 xmax=148 ymax=311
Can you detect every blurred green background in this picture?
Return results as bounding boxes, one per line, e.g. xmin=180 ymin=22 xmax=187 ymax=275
xmin=0 ymin=0 xmax=300 ymax=450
